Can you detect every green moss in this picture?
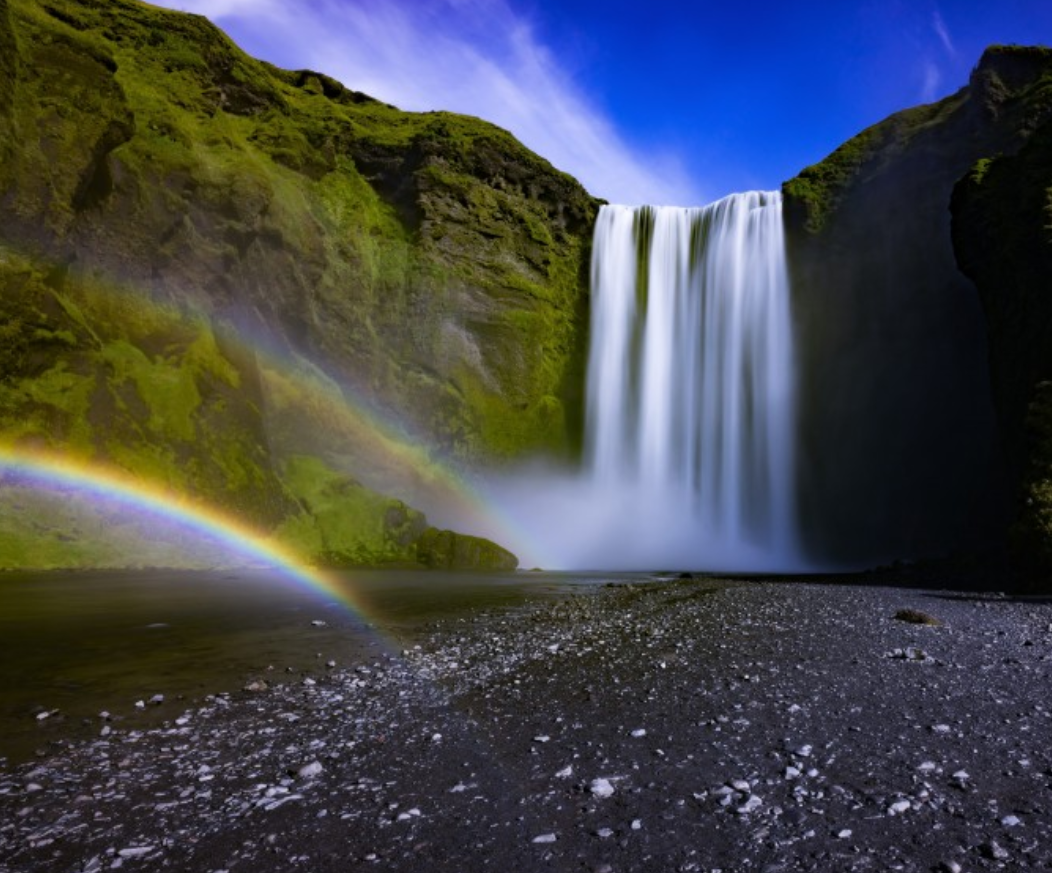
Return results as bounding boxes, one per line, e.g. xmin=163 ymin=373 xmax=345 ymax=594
xmin=783 ymin=96 xmax=965 ymax=233
xmin=274 ymin=455 xmax=428 ymax=566
xmin=0 ymin=0 xmax=594 ymax=567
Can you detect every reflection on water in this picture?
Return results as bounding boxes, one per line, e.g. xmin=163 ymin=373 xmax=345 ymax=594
xmin=0 ymin=568 xmax=623 ymax=765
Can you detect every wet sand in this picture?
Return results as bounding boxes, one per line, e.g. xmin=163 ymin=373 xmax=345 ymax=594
xmin=2 ymin=573 xmax=1051 ymax=871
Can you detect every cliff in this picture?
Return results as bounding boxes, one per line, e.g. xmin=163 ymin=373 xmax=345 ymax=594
xmin=950 ymin=47 xmax=1052 ymax=587
xmin=784 ymin=46 xmax=1052 ymax=579
xmin=0 ymin=0 xmax=600 ymax=567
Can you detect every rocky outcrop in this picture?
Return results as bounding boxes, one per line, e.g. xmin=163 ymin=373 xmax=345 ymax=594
xmin=415 ymin=526 xmax=519 ymax=571
xmin=782 ymin=46 xmax=1052 ymax=570
xmin=950 ymin=50 xmax=1052 ymax=587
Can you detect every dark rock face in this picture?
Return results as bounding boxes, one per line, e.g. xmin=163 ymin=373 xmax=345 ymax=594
xmin=950 ymin=57 xmax=1052 ymax=587
xmin=783 ymin=46 xmax=1052 ymax=570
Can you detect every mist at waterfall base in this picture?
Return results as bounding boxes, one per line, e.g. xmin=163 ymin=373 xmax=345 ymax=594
xmin=486 ymin=192 xmax=809 ymax=572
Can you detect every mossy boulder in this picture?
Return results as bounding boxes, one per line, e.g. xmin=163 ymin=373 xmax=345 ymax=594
xmin=782 ymin=45 xmax=1052 ymax=570
xmin=274 ymin=455 xmax=430 ymax=567
xmin=415 ymin=526 xmax=519 ymax=571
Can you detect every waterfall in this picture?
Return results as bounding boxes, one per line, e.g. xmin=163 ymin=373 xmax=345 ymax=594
xmin=581 ymin=191 xmax=799 ymax=568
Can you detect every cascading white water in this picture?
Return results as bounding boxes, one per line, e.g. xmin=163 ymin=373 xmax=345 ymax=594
xmin=483 ymin=190 xmax=801 ymax=570
xmin=579 ymin=191 xmax=799 ymax=568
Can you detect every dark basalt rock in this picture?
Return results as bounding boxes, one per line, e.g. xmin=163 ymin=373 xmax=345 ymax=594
xmin=783 ymin=45 xmax=1052 ymax=575
xmin=950 ymin=67 xmax=1052 ymax=590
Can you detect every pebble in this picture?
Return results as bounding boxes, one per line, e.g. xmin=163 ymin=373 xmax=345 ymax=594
xmin=836 ymin=829 xmax=852 ymax=839
xmin=532 ymin=833 xmax=557 ymax=844
xmin=1001 ymin=815 xmax=1022 ymax=827
xmin=297 ymin=761 xmax=324 ymax=779
xmin=310 ymin=620 xmax=327 ymax=627
xmin=555 ymin=765 xmax=573 ymax=778
xmin=590 ymin=778 xmax=615 ymax=798
xmin=888 ymin=799 xmax=911 ymax=815
xmin=980 ymin=840 xmax=1009 ymax=860
xmin=736 ymin=795 xmax=763 ymax=815
xmin=630 ymin=728 xmax=647 ymax=738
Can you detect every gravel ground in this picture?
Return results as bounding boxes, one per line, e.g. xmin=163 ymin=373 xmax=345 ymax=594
xmin=2 ymin=575 xmax=1052 ymax=872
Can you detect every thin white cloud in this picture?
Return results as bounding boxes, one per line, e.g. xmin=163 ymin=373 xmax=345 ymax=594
xmin=920 ymin=59 xmax=942 ymax=103
xmin=152 ymin=0 xmax=705 ymax=206
xmin=932 ymin=10 xmax=956 ymax=57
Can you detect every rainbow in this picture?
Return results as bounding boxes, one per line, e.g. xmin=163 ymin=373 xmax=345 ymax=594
xmin=0 ymin=446 xmax=367 ymax=615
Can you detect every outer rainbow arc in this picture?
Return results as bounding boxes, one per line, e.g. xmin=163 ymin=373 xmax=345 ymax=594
xmin=0 ymin=446 xmax=366 ymax=617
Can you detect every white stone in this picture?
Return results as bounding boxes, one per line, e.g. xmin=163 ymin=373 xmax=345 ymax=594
xmin=297 ymin=761 xmax=324 ymax=779
xmin=736 ymin=795 xmax=763 ymax=815
xmin=631 ymin=819 xmax=642 ymax=830
xmin=589 ymin=778 xmax=615 ymax=798
xmin=630 ymin=729 xmax=647 ymax=738
xmin=532 ymin=833 xmax=557 ymax=844
xmin=555 ymin=766 xmax=573 ymax=778
xmin=1001 ymin=815 xmax=1022 ymax=827
xmin=837 ymin=829 xmax=852 ymax=839
xmin=888 ymin=800 xmax=911 ymax=815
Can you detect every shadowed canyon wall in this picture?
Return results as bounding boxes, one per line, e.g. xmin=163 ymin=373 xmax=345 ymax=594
xmin=784 ymin=46 xmax=1052 ymax=575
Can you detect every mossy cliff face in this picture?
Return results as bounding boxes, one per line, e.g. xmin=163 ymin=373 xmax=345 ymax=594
xmin=0 ymin=0 xmax=597 ymax=467
xmin=950 ymin=50 xmax=1052 ymax=588
xmin=0 ymin=0 xmax=597 ymax=567
xmin=782 ymin=46 xmax=1052 ymax=569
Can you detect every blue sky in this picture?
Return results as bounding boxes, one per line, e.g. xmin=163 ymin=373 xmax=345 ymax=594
xmin=154 ymin=0 xmax=1051 ymax=205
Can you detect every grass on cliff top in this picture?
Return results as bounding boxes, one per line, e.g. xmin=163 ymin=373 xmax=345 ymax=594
xmin=784 ymin=45 xmax=1052 ymax=234
xmin=783 ymin=93 xmax=968 ymax=234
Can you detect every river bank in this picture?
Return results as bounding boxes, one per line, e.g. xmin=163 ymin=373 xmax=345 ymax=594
xmin=2 ymin=574 xmax=1051 ymax=872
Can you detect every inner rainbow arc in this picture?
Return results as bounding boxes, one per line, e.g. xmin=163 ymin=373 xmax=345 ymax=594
xmin=0 ymin=445 xmax=367 ymax=617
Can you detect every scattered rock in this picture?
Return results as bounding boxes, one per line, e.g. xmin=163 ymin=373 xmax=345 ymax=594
xmin=893 ymin=608 xmax=941 ymax=626
xmin=296 ymin=762 xmax=324 ymax=780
